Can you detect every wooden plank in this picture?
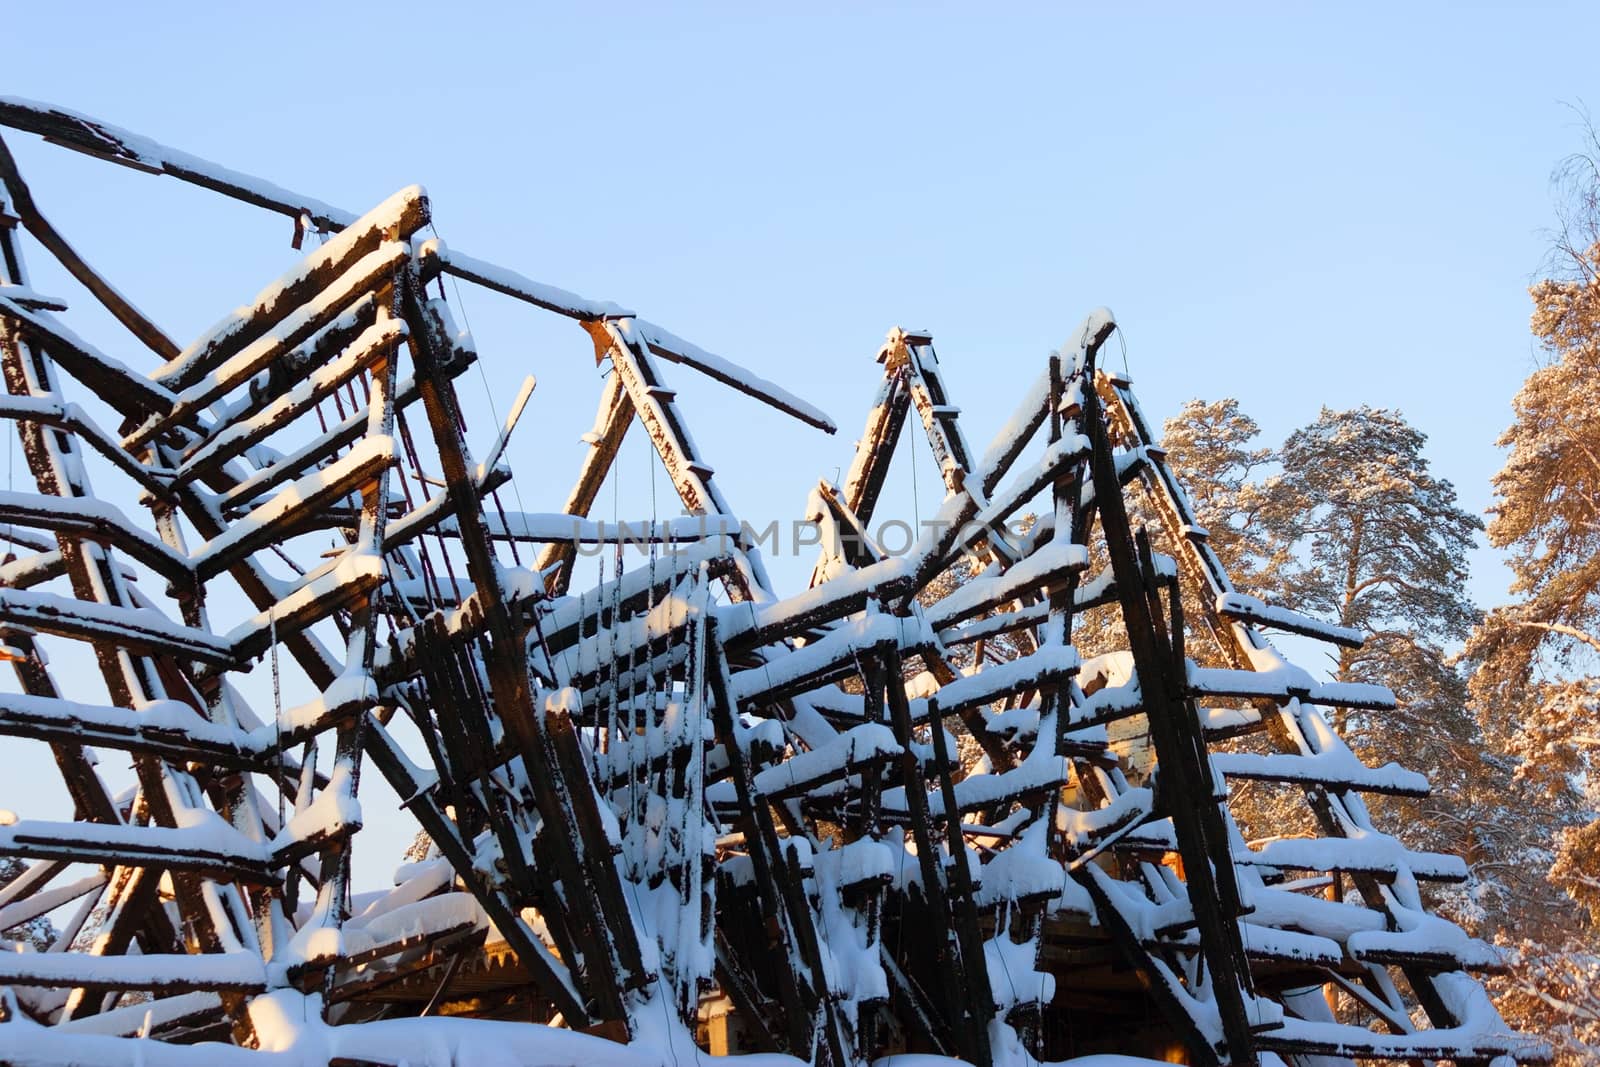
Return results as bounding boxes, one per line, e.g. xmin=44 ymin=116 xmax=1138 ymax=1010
xmin=0 ymin=133 xmax=179 ymax=361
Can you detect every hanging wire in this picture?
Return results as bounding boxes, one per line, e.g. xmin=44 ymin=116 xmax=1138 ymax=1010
xmin=909 ymin=405 xmax=922 ymax=532
xmin=648 ymin=432 xmax=659 ymax=547
xmin=639 ymin=527 xmax=657 ymax=850
xmin=619 ymin=538 xmax=635 ymax=845
xmin=397 ymin=412 xmax=446 ymax=605
xmin=601 ymin=556 xmax=614 ymax=771
xmin=427 ymin=220 xmax=531 ymax=523
xmin=4 ymin=423 xmax=14 ymax=564
xmin=646 ymin=519 xmax=659 ymax=842
xmin=684 ymin=554 xmax=706 ymax=1012
xmin=269 ymin=604 xmax=286 ymax=833
xmin=490 ymin=489 xmax=523 ymax=568
xmin=604 ymin=553 xmax=618 ymax=771
xmin=641 ymin=490 xmax=689 ymax=1056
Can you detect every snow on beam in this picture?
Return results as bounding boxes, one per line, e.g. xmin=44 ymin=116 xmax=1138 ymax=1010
xmin=1215 ymin=592 xmax=1364 ymax=650
xmin=0 ymin=872 xmax=105 ymax=934
xmin=275 ymin=673 xmax=378 ymax=748
xmin=1348 ymin=922 xmax=1505 ymax=972
xmin=1239 ymin=835 xmax=1469 ymax=883
xmin=753 ymin=723 xmax=901 ymax=800
xmin=1188 ymin=708 xmax=1260 ymax=743
xmin=0 ymin=948 xmax=268 ymax=993
xmin=0 ymin=491 xmax=192 ymax=584
xmin=1257 ymin=1016 xmax=1543 ymax=1062
xmin=972 ymin=366 xmax=1053 ymax=502
xmin=730 ymin=615 xmax=919 ymax=707
xmin=923 ymin=541 xmax=1090 ymax=630
xmin=931 ymin=645 xmax=1081 ymax=717
xmin=0 ymin=282 xmax=62 ymax=310
xmin=0 ymin=815 xmax=274 ymax=883
xmin=968 ymin=434 xmax=1090 ymax=534
xmin=0 ymin=692 xmax=273 ymax=769
xmin=1211 ymin=750 xmax=1430 ymax=797
xmin=803 ymin=686 xmax=932 ymax=729
xmin=882 ymin=746 xmax=1071 ymax=820
xmin=938 ymin=568 xmax=1125 ymax=647
xmin=1145 ymin=921 xmax=1346 ymax=970
xmin=414 ymin=237 xmax=630 ymax=322
xmin=633 ymin=319 xmax=837 ymax=434
xmin=716 ymin=555 xmax=915 ymax=652
xmin=0 ymin=381 xmax=178 ymax=500
xmin=170 ymin=320 xmax=407 ymax=486
xmin=1187 ymin=663 xmax=1397 ymax=710
xmin=216 ymin=374 xmax=431 ymax=515
xmin=0 ymin=587 xmax=236 ymax=666
xmin=225 ymin=552 xmax=385 ymax=662
xmin=192 ymin=435 xmax=397 ymax=580
xmin=123 ymin=247 xmax=400 ymax=450
xmin=0 ymin=293 xmax=177 ymax=416
xmin=0 ymin=96 xmax=359 ymax=231
xmin=155 ymin=186 xmax=427 ymax=392
xmin=51 ymin=991 xmax=223 ymax=1037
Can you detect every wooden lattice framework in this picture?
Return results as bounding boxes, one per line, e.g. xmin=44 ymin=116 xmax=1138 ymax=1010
xmin=0 ymin=99 xmax=1546 ymax=1066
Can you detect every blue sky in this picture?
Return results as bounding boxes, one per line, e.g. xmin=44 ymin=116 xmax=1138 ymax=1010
xmin=8 ymin=3 xmax=1594 ymax=601
xmin=5 ymin=2 xmax=1599 ymax=884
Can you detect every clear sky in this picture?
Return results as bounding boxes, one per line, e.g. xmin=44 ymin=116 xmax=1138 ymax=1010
xmin=5 ymin=2 xmax=1599 ymax=886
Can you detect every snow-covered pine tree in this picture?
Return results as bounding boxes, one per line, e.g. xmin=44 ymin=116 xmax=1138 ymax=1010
xmin=1275 ymin=407 xmax=1481 ymax=713
xmin=1471 ymin=238 xmax=1600 ymax=921
xmin=1157 ymin=397 xmax=1294 ymax=601
xmin=0 ymin=857 xmax=54 ymax=950
xmin=1272 ymin=407 xmax=1504 ymax=855
xmin=1162 ymin=400 xmax=1538 ymax=994
xmin=1159 ymin=402 xmax=1487 ymax=804
xmin=1463 ymin=117 xmax=1600 ymax=1060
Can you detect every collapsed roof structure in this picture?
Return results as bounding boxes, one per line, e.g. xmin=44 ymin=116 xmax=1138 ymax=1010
xmin=0 ymin=98 xmax=1545 ymax=1066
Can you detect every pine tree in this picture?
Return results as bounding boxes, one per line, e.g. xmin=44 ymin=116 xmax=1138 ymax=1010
xmin=1276 ymin=406 xmax=1481 ymax=692
xmin=1468 ymin=239 xmax=1600 ymax=920
xmin=1461 ymin=119 xmax=1600 ymax=1060
xmin=1268 ymin=409 xmax=1543 ymax=948
xmin=0 ymin=857 xmax=54 ymax=950
xmin=1156 ymin=400 xmax=1305 ymax=845
xmin=1162 ymin=402 xmax=1533 ymax=937
xmin=1158 ymin=398 xmax=1294 ymax=599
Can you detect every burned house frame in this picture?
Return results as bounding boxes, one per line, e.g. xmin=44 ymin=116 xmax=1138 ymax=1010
xmin=0 ymin=99 xmax=1543 ymax=1065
